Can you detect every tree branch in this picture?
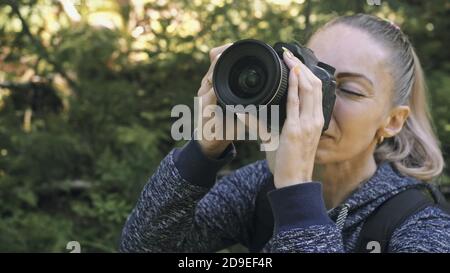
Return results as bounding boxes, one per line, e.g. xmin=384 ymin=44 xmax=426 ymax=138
xmin=304 ymin=0 xmax=312 ymax=36
xmin=0 ymin=81 xmax=43 ymax=91
xmin=7 ymin=0 xmax=78 ymax=91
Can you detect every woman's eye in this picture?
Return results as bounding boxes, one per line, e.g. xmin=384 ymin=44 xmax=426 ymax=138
xmin=338 ymin=87 xmax=364 ymax=97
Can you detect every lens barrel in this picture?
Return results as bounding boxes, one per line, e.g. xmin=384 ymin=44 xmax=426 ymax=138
xmin=213 ymin=39 xmax=288 ymax=110
xmin=212 ymin=39 xmax=336 ymax=132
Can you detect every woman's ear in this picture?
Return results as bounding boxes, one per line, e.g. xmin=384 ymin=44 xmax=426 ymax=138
xmin=377 ymin=105 xmax=410 ymax=139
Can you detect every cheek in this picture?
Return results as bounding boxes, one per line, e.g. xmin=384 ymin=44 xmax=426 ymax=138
xmin=338 ymin=99 xmax=380 ymax=142
xmin=317 ymin=98 xmax=380 ymax=160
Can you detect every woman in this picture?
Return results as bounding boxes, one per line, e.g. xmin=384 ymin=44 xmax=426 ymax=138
xmin=119 ymin=14 xmax=450 ymax=252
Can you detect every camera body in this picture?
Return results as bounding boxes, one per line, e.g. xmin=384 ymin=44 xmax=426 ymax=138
xmin=212 ymin=39 xmax=336 ymax=132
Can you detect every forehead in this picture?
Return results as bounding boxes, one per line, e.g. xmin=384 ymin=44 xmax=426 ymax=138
xmin=307 ymin=24 xmax=391 ymax=90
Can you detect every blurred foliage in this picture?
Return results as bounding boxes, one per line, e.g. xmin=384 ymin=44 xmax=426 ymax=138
xmin=0 ymin=0 xmax=448 ymax=252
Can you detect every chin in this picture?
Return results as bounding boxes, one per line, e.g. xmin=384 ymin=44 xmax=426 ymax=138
xmin=315 ymin=144 xmax=340 ymax=164
xmin=314 ymin=151 xmax=330 ymax=164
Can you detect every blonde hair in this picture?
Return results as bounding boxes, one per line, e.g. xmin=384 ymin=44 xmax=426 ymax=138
xmin=321 ymin=14 xmax=444 ymax=181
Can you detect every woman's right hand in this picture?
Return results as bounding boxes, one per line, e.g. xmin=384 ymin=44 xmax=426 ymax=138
xmin=196 ymin=43 xmax=233 ymax=159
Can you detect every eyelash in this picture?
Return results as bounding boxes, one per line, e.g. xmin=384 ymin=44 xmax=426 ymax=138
xmin=338 ymin=87 xmax=364 ymax=97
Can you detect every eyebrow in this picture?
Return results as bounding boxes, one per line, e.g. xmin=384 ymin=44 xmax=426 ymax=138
xmin=336 ymin=72 xmax=374 ymax=87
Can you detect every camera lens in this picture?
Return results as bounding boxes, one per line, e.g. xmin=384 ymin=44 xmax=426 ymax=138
xmin=212 ymin=39 xmax=288 ymax=110
xmin=239 ymin=67 xmax=259 ymax=89
xmin=229 ymin=57 xmax=267 ymax=98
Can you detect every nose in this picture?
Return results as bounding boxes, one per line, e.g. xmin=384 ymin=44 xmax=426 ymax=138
xmin=324 ymin=94 xmax=340 ymax=135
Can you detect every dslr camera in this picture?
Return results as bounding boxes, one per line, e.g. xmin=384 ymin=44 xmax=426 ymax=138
xmin=212 ymin=39 xmax=337 ymax=131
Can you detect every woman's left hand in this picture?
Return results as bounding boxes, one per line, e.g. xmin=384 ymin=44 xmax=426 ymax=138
xmin=273 ymin=48 xmax=325 ymax=189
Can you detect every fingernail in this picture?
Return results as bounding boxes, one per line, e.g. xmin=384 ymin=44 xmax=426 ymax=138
xmin=282 ymin=47 xmax=294 ymax=59
xmin=294 ymin=66 xmax=301 ymax=75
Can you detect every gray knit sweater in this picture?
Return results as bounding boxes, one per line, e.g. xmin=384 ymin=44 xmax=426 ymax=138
xmin=119 ymin=140 xmax=450 ymax=253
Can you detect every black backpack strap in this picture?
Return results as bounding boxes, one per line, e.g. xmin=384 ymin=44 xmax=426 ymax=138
xmin=249 ymin=176 xmax=275 ymax=253
xmin=355 ymin=185 xmax=449 ymax=253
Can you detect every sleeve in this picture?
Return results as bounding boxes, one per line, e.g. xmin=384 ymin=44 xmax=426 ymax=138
xmin=118 ymin=139 xmax=267 ymax=252
xmin=262 ymin=182 xmax=344 ymax=253
xmin=388 ymin=206 xmax=450 ymax=253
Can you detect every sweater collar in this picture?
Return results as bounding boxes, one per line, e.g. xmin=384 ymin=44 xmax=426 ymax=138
xmin=260 ymin=160 xmax=423 ymax=230
xmin=328 ymin=161 xmax=422 ymax=229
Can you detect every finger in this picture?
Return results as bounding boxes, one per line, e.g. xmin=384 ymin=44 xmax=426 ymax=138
xmin=198 ymin=77 xmax=211 ymax=96
xmin=200 ymin=43 xmax=234 ymax=94
xmin=295 ymin=65 xmax=315 ymax=119
xmin=198 ymin=44 xmax=233 ymax=96
xmin=282 ymin=48 xmax=302 ymax=70
xmin=282 ymin=48 xmax=322 ymax=122
xmin=206 ymin=52 xmax=222 ymax=80
xmin=283 ymin=51 xmax=316 ymax=82
xmin=311 ymin=76 xmax=324 ymax=122
xmin=202 ymin=88 xmax=217 ymax=106
xmin=285 ymin=66 xmax=300 ymax=123
xmin=198 ymin=54 xmax=222 ymax=96
xmin=294 ymin=62 xmax=323 ymax=121
xmin=209 ymin=43 xmax=233 ymax=61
